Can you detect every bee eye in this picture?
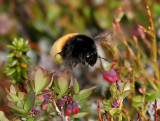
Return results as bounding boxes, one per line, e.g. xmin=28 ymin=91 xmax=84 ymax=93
xmin=85 ymin=53 xmax=91 ymax=59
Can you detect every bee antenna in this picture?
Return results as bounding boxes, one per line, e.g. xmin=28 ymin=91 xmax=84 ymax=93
xmin=98 ymin=56 xmax=111 ymax=63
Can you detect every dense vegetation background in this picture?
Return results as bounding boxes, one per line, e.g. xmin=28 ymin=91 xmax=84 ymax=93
xmin=0 ymin=0 xmax=160 ymax=120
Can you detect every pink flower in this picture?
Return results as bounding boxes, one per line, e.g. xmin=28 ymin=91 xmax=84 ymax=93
xmin=103 ymin=69 xmax=120 ymax=83
xmin=57 ymin=98 xmax=65 ymax=107
xmin=72 ymin=102 xmax=79 ymax=114
xmin=66 ymin=104 xmax=72 ymax=116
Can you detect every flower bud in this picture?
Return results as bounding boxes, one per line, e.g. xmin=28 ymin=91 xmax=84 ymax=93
xmin=103 ymin=69 xmax=120 ymax=83
xmin=38 ymin=95 xmax=48 ymax=101
xmin=72 ymin=102 xmax=79 ymax=114
xmin=42 ymin=99 xmax=49 ymax=110
xmin=66 ymin=104 xmax=72 ymax=116
xmin=138 ymin=88 xmax=146 ymax=93
xmin=112 ymin=100 xmax=119 ymax=108
xmin=34 ymin=110 xmax=40 ymax=115
xmin=57 ymin=98 xmax=65 ymax=107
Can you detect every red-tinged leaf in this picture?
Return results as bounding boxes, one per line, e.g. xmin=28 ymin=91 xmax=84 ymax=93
xmin=8 ymin=102 xmax=26 ymax=114
xmin=0 ymin=111 xmax=9 ymax=121
xmin=7 ymin=94 xmax=14 ymax=102
xmin=115 ymin=8 xmax=124 ymax=22
xmin=79 ymin=86 xmax=97 ymax=99
xmin=18 ymin=92 xmax=27 ymax=100
xmin=73 ymin=78 xmax=79 ymax=94
xmin=10 ymin=85 xmax=16 ymax=95
xmin=58 ymin=76 xmax=69 ymax=95
xmin=71 ymin=112 xmax=88 ymax=119
xmin=8 ymin=93 xmax=19 ymax=102
xmin=61 ymin=71 xmax=71 ymax=82
xmin=35 ymin=69 xmax=43 ymax=94
xmin=24 ymin=90 xmax=35 ymax=114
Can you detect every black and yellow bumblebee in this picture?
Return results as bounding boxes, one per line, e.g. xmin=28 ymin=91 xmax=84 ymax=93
xmin=50 ymin=33 xmax=112 ymax=69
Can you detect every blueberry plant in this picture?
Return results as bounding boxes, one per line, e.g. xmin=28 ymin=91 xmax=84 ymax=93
xmin=5 ymin=67 xmax=97 ymax=121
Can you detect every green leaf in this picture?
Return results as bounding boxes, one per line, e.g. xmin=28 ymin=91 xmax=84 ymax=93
xmin=58 ymin=76 xmax=69 ymax=95
xmin=24 ymin=40 xmax=29 ymax=46
xmin=11 ymin=60 xmax=18 ymax=66
xmin=37 ymin=77 xmax=51 ymax=94
xmin=71 ymin=112 xmax=88 ymax=119
xmin=18 ymin=92 xmax=27 ymax=100
xmin=24 ymin=90 xmax=35 ymax=114
xmin=8 ymin=93 xmax=19 ymax=102
xmin=7 ymin=45 xmax=16 ymax=49
xmin=21 ymin=55 xmax=29 ymax=63
xmin=7 ymin=68 xmax=16 ymax=76
xmin=52 ymin=86 xmax=60 ymax=94
xmin=8 ymin=102 xmax=26 ymax=114
xmin=16 ymin=66 xmax=21 ymax=73
xmin=109 ymin=108 xmax=119 ymax=116
xmin=103 ymin=100 xmax=112 ymax=111
xmin=17 ymin=100 xmax=25 ymax=108
xmin=120 ymin=90 xmax=130 ymax=100
xmin=79 ymin=86 xmax=97 ymax=99
xmin=73 ymin=94 xmax=81 ymax=102
xmin=35 ymin=69 xmax=44 ymax=94
xmin=0 ymin=111 xmax=9 ymax=121
xmin=110 ymin=84 xmax=117 ymax=96
xmin=145 ymin=91 xmax=160 ymax=102
xmin=54 ymin=77 xmax=59 ymax=89
xmin=7 ymin=53 xmax=15 ymax=58
xmin=73 ymin=78 xmax=79 ymax=94
xmin=27 ymin=117 xmax=34 ymax=121
xmin=133 ymin=95 xmax=143 ymax=107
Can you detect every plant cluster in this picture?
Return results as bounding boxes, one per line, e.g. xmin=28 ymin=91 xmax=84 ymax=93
xmin=4 ymin=67 xmax=96 ymax=121
xmin=5 ymin=38 xmax=30 ymax=84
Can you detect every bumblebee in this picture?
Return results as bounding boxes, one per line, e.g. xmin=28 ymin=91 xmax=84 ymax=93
xmin=50 ymin=33 xmax=98 ymax=67
xmin=50 ymin=33 xmax=111 ymax=69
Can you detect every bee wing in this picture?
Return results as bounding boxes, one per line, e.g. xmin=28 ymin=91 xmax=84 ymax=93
xmin=94 ymin=31 xmax=115 ymax=61
xmin=94 ymin=31 xmax=114 ymax=45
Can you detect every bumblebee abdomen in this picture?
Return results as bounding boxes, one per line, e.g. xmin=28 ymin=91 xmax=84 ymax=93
xmin=50 ymin=33 xmax=79 ymax=64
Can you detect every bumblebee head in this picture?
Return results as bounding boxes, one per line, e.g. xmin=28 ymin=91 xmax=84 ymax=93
xmin=82 ymin=49 xmax=97 ymax=66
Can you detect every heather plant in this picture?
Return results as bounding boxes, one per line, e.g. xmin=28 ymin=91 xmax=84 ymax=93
xmin=97 ymin=6 xmax=160 ymax=121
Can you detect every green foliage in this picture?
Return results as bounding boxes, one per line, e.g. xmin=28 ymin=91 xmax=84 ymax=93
xmin=0 ymin=111 xmax=9 ymax=121
xmin=5 ymin=38 xmax=30 ymax=84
